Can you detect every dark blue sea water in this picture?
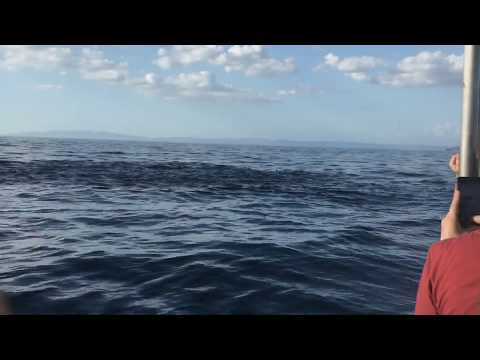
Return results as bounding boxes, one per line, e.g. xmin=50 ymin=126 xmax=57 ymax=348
xmin=0 ymin=136 xmax=455 ymax=314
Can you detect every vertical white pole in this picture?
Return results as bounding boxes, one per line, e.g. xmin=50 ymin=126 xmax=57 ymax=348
xmin=460 ymin=45 xmax=480 ymax=177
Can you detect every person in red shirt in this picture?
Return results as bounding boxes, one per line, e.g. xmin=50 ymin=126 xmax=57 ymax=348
xmin=415 ymin=154 xmax=480 ymax=315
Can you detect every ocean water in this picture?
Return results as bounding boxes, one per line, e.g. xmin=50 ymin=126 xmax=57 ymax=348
xmin=0 ymin=137 xmax=455 ymax=314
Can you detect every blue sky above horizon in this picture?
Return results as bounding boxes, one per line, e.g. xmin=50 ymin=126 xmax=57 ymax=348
xmin=0 ymin=45 xmax=466 ymax=146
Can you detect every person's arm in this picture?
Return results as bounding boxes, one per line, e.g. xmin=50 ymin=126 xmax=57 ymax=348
xmin=417 ymin=160 xmax=465 ymax=314
xmin=441 ymin=186 xmax=463 ymax=241
xmin=416 ymin=161 xmax=459 ymax=314
xmin=415 ymin=249 xmax=437 ymax=315
xmin=442 ymin=154 xmax=463 ymax=240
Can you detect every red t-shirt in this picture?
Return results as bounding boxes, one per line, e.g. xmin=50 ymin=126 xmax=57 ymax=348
xmin=415 ymin=229 xmax=480 ymax=315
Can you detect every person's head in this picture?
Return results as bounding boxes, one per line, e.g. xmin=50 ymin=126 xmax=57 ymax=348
xmin=0 ymin=292 xmax=11 ymax=315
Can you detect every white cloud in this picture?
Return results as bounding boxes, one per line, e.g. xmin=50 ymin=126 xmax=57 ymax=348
xmin=0 ymin=45 xmax=128 ymax=82
xmin=0 ymin=46 xmax=128 ymax=84
xmin=226 ymin=45 xmax=264 ymax=59
xmin=277 ymin=85 xmax=323 ymax=97
xmin=244 ymin=57 xmax=296 ymax=77
xmin=277 ymin=89 xmax=298 ymax=96
xmin=374 ymin=51 xmax=463 ymax=87
xmin=165 ymin=71 xmax=215 ymax=90
xmin=216 ymin=45 xmax=296 ymax=77
xmin=326 ymin=53 xmax=383 ymax=72
xmin=321 ymin=50 xmax=464 ymax=88
xmin=144 ymin=73 xmax=157 ymax=86
xmin=35 ymin=84 xmax=63 ymax=91
xmin=78 ymin=48 xmax=128 ymax=83
xmin=153 ymin=45 xmax=296 ymax=77
xmin=126 ymin=72 xmax=159 ymax=90
xmin=320 ymin=53 xmax=384 ymax=81
xmin=128 ymin=70 xmax=277 ymax=103
xmin=349 ymin=72 xmax=369 ymax=81
xmin=0 ymin=45 xmax=280 ymax=103
xmin=163 ymin=71 xmax=278 ymax=103
xmin=0 ymin=46 xmax=130 ymax=84
xmin=0 ymin=45 xmax=73 ymax=71
xmin=153 ymin=45 xmax=225 ymax=69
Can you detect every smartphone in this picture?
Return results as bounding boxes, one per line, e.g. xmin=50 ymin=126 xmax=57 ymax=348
xmin=457 ymin=177 xmax=480 ymax=228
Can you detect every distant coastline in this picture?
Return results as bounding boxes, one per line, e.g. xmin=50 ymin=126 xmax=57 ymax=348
xmin=2 ymin=130 xmax=449 ymax=150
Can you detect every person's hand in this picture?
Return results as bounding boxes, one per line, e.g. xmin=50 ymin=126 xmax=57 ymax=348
xmin=441 ymin=185 xmax=480 ymax=240
xmin=441 ymin=154 xmax=480 ymax=240
xmin=441 ymin=186 xmax=463 ymax=241
xmin=449 ymin=153 xmax=460 ymax=175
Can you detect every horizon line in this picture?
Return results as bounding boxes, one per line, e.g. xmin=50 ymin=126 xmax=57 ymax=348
xmin=0 ymin=130 xmax=457 ymax=149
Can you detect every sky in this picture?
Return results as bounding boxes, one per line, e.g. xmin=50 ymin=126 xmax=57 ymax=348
xmin=0 ymin=45 xmax=467 ymax=146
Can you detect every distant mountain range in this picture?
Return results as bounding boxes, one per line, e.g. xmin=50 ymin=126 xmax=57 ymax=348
xmin=3 ymin=130 xmax=447 ymax=150
xmin=9 ymin=130 xmax=148 ymax=141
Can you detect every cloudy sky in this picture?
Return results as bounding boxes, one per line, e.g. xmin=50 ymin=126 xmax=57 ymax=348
xmin=0 ymin=45 xmax=466 ymax=145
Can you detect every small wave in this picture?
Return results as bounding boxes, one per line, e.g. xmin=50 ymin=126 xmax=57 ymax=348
xmin=98 ymin=151 xmax=127 ymax=155
xmin=395 ymin=171 xmax=425 ymax=178
xmin=0 ymin=160 xmax=352 ymax=199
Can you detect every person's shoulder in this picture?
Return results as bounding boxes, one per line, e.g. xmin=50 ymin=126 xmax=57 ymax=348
xmin=429 ymin=229 xmax=480 ymax=257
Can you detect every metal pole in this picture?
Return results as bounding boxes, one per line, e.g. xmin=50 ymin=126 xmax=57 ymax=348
xmin=460 ymin=45 xmax=480 ymax=177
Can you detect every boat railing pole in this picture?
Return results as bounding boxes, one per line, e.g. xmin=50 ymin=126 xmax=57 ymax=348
xmin=460 ymin=45 xmax=480 ymax=177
